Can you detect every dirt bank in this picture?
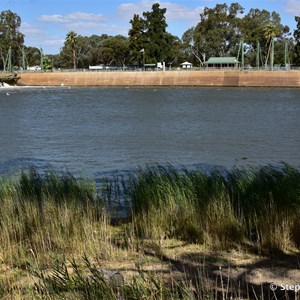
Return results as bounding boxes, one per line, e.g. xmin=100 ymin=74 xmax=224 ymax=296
xmin=17 ymin=70 xmax=300 ymax=87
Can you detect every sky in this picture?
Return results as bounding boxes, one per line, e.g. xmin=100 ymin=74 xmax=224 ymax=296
xmin=1 ymin=0 xmax=300 ymax=54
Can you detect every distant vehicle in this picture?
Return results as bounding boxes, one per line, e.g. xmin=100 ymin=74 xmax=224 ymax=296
xmin=89 ymin=65 xmax=104 ymax=70
xmin=27 ymin=66 xmax=41 ymax=71
xmin=244 ymin=65 xmax=253 ymax=70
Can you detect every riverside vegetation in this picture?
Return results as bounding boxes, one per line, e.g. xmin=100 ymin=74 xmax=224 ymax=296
xmin=0 ymin=164 xmax=299 ymax=299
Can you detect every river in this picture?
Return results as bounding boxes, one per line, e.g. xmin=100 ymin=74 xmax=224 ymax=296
xmin=0 ymin=86 xmax=299 ymax=177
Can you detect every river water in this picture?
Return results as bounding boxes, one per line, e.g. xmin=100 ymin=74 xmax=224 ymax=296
xmin=0 ymin=86 xmax=299 ymax=177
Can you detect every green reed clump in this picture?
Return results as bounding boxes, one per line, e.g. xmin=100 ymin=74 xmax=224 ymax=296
xmin=108 ymin=163 xmax=300 ymax=251
xmin=19 ymin=168 xmax=96 ymax=204
xmin=118 ymin=165 xmax=242 ymax=246
xmin=0 ymin=169 xmax=108 ymax=266
xmin=226 ymin=163 xmax=300 ymax=252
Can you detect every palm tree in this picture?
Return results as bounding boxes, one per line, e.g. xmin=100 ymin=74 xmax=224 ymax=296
xmin=263 ymin=23 xmax=279 ymax=69
xmin=65 ymin=31 xmax=78 ymax=70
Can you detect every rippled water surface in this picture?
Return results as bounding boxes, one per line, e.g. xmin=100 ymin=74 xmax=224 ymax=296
xmin=0 ymin=86 xmax=299 ymax=176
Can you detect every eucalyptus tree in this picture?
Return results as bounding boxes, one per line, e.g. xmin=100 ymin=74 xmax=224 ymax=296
xmin=25 ymin=46 xmax=41 ymax=66
xmin=101 ymin=35 xmax=129 ymax=67
xmin=182 ymin=27 xmax=205 ymax=66
xmin=87 ymin=34 xmax=110 ymax=66
xmin=183 ymin=3 xmax=244 ymax=65
xmin=0 ymin=10 xmax=24 ymax=70
xmin=65 ymin=31 xmax=78 ymax=70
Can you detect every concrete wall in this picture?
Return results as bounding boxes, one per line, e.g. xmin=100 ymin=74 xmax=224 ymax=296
xmin=17 ymin=70 xmax=300 ymax=87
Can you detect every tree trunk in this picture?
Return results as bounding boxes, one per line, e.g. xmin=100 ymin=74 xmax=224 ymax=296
xmin=73 ymin=48 xmax=76 ymax=70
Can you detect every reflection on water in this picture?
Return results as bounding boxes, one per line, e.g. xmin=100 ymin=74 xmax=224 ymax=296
xmin=0 ymin=86 xmax=299 ymax=177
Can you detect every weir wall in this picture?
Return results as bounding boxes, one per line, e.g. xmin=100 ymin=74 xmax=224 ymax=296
xmin=17 ymin=70 xmax=300 ymax=87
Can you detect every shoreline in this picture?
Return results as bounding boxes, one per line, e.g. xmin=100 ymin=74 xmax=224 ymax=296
xmin=17 ymin=70 xmax=300 ymax=87
xmin=0 ymin=165 xmax=299 ymax=298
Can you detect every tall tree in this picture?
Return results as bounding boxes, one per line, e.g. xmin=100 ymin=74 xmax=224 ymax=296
xmin=182 ymin=27 xmax=205 ymax=66
xmin=128 ymin=14 xmax=146 ymax=64
xmin=128 ymin=3 xmax=172 ymax=65
xmin=241 ymin=9 xmax=290 ymax=65
xmin=65 ymin=31 xmax=78 ymax=70
xmin=24 ymin=46 xmax=41 ymax=67
xmin=101 ymin=35 xmax=130 ymax=67
xmin=183 ymin=3 xmax=244 ymax=65
xmin=143 ymin=3 xmax=171 ymax=63
xmin=263 ymin=22 xmax=280 ymax=67
xmin=293 ymin=16 xmax=300 ymax=65
xmin=0 ymin=10 xmax=24 ymax=70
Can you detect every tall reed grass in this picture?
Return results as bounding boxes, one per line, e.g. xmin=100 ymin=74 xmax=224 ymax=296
xmin=0 ymin=164 xmax=299 ymax=298
xmin=105 ymin=163 xmax=300 ymax=252
xmin=0 ymin=168 xmax=110 ymax=268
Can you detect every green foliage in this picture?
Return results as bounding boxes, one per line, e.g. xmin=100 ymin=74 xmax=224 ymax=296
xmin=1 ymin=4 xmax=298 ymax=69
xmin=102 ymin=35 xmax=130 ymax=66
xmin=184 ymin=3 xmax=244 ymax=65
xmin=0 ymin=10 xmax=24 ymax=70
xmin=24 ymin=46 xmax=41 ymax=67
xmin=18 ymin=168 xmax=96 ymax=205
xmin=129 ymin=14 xmax=147 ymax=65
xmin=0 ymin=165 xmax=299 ymax=298
xmin=41 ymin=55 xmax=52 ymax=70
xmin=183 ymin=3 xmax=291 ymax=67
xmin=65 ymin=31 xmax=78 ymax=69
xmin=143 ymin=3 xmax=171 ymax=63
xmin=105 ymin=164 xmax=300 ymax=251
xmin=128 ymin=3 xmax=177 ymax=65
xmin=293 ymin=16 xmax=300 ymax=65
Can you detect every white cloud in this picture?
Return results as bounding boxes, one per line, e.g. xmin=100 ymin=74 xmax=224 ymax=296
xmin=21 ymin=23 xmax=64 ymax=51
xmin=284 ymin=0 xmax=300 ymax=14
xmin=20 ymin=22 xmax=44 ymax=38
xmin=43 ymin=39 xmax=65 ymax=46
xmin=37 ymin=11 xmax=124 ymax=34
xmin=117 ymin=1 xmax=203 ymax=23
xmin=38 ymin=14 xmax=68 ymax=23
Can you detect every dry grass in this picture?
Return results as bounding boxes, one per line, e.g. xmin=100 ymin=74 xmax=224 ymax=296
xmin=0 ymin=165 xmax=299 ymax=299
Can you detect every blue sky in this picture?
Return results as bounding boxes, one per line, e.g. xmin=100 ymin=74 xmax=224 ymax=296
xmin=1 ymin=0 xmax=300 ymax=54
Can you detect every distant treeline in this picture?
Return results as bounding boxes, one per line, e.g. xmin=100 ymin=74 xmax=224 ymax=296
xmin=1 ymin=3 xmax=300 ymax=70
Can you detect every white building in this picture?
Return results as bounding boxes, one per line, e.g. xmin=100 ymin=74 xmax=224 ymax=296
xmin=180 ymin=62 xmax=193 ymax=69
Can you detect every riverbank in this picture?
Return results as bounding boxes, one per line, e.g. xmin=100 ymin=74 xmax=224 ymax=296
xmin=0 ymin=165 xmax=299 ymax=298
xmin=17 ymin=70 xmax=300 ymax=87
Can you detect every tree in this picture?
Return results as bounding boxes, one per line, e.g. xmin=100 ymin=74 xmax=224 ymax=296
xmin=101 ymin=35 xmax=129 ymax=67
xmin=25 ymin=46 xmax=41 ymax=67
xmin=128 ymin=3 xmax=172 ymax=65
xmin=0 ymin=10 xmax=24 ymax=70
xmin=128 ymin=14 xmax=146 ymax=64
xmin=41 ymin=55 xmax=52 ymax=70
xmin=241 ymin=9 xmax=290 ymax=66
xmin=293 ymin=16 xmax=300 ymax=65
xmin=263 ymin=22 xmax=280 ymax=68
xmin=183 ymin=3 xmax=244 ymax=65
xmin=164 ymin=33 xmax=183 ymax=68
xmin=143 ymin=3 xmax=171 ymax=63
xmin=182 ymin=27 xmax=205 ymax=66
xmin=65 ymin=31 xmax=78 ymax=70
